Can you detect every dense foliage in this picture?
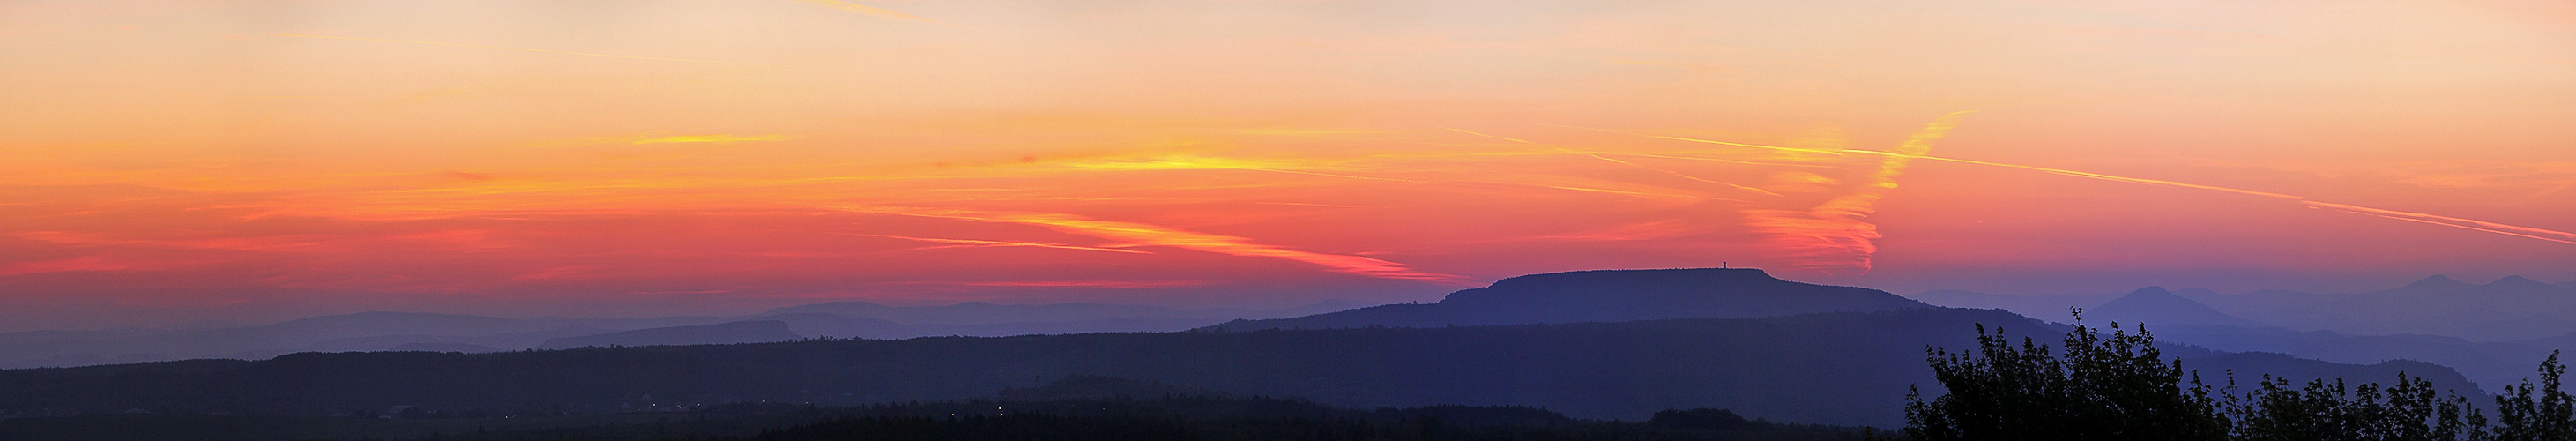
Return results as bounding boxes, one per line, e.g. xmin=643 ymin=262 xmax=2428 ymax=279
xmin=1906 ymin=311 xmax=2576 ymax=441
xmin=1902 ymin=319 xmax=2229 ymax=440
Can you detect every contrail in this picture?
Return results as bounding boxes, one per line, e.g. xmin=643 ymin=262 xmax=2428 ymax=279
xmin=1445 ymin=128 xmax=1785 ymax=198
xmin=1583 ymin=123 xmax=2576 ymax=246
xmin=2300 ymin=202 xmax=2576 ymax=245
xmin=1834 ymin=151 xmax=2576 ymax=245
xmin=845 ymin=233 xmax=1152 ymax=254
xmin=260 ymin=34 xmax=738 ymax=64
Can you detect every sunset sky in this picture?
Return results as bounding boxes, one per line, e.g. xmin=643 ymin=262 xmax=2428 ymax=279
xmin=2 ymin=0 xmax=2572 ymax=330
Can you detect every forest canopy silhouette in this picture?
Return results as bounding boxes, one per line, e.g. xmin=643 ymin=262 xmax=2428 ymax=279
xmin=1905 ymin=310 xmax=2576 ymax=441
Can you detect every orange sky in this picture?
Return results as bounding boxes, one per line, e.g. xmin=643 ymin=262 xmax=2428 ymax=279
xmin=2 ymin=0 xmax=2572 ymax=330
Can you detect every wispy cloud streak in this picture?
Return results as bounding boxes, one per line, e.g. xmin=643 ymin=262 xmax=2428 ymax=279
xmin=1742 ymin=112 xmax=1971 ymax=274
xmin=845 ymin=233 xmax=1152 ymax=254
xmin=0 ymin=257 xmax=129 ymax=277
xmin=260 ymin=34 xmax=741 ymax=64
xmin=1543 ymin=124 xmax=1849 ymax=156
xmin=838 ymin=206 xmax=1463 ymax=282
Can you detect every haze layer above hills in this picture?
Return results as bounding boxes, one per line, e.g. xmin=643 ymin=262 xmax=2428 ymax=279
xmin=0 ymin=301 xmax=1353 ymax=369
xmin=1910 ymin=275 xmax=2576 ymax=391
xmin=1911 ymin=275 xmax=2576 ymax=340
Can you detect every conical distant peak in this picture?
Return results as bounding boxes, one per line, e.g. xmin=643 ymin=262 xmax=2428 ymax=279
xmin=2126 ymin=286 xmax=2176 ymax=297
xmin=2091 ymin=285 xmax=2260 ymax=327
xmin=2407 ymin=275 xmax=2468 ymax=289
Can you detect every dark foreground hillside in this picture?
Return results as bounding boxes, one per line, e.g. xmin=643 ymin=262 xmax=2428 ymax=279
xmin=0 ymin=308 xmax=2481 ymax=427
xmin=0 ymin=390 xmax=1880 ymax=441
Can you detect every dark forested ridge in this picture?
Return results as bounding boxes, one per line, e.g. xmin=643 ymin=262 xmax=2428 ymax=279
xmin=0 ymin=386 xmax=1881 ymax=441
xmin=728 ymin=399 xmax=1872 ymax=441
xmin=0 ymin=308 xmax=2478 ymax=428
xmin=1204 ymin=268 xmax=1932 ymax=331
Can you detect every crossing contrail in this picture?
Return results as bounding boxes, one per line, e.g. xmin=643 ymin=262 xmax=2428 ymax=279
xmin=1582 ymin=123 xmax=2576 ymax=246
xmin=1743 ymin=112 xmax=1970 ymax=274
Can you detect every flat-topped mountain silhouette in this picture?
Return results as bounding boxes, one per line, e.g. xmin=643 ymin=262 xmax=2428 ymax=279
xmin=1205 ymin=268 xmax=1931 ymax=331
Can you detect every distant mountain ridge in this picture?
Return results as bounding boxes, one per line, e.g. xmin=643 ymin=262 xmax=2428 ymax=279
xmin=755 ymin=301 xmax=1359 ymax=325
xmin=1907 ymin=275 xmax=2576 ymax=340
xmin=1206 ymin=268 xmax=1931 ymax=331
xmin=2195 ymin=275 xmax=2576 ymax=340
xmin=538 ymin=321 xmax=800 ymax=350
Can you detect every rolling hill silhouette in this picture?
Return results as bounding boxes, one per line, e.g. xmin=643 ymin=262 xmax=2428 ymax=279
xmin=538 ymin=321 xmax=800 ymax=350
xmin=0 ymin=308 xmax=2482 ymax=427
xmin=0 ymin=269 xmax=2488 ymax=428
xmin=1205 ymin=268 xmax=1931 ymax=331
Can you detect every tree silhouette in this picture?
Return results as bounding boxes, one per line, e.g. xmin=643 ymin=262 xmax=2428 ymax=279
xmin=1902 ymin=310 xmax=2230 ymax=441
xmin=1903 ymin=311 xmax=2576 ymax=441
xmin=2492 ymin=351 xmax=2576 ymax=441
xmin=2230 ymin=373 xmax=2482 ymax=441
